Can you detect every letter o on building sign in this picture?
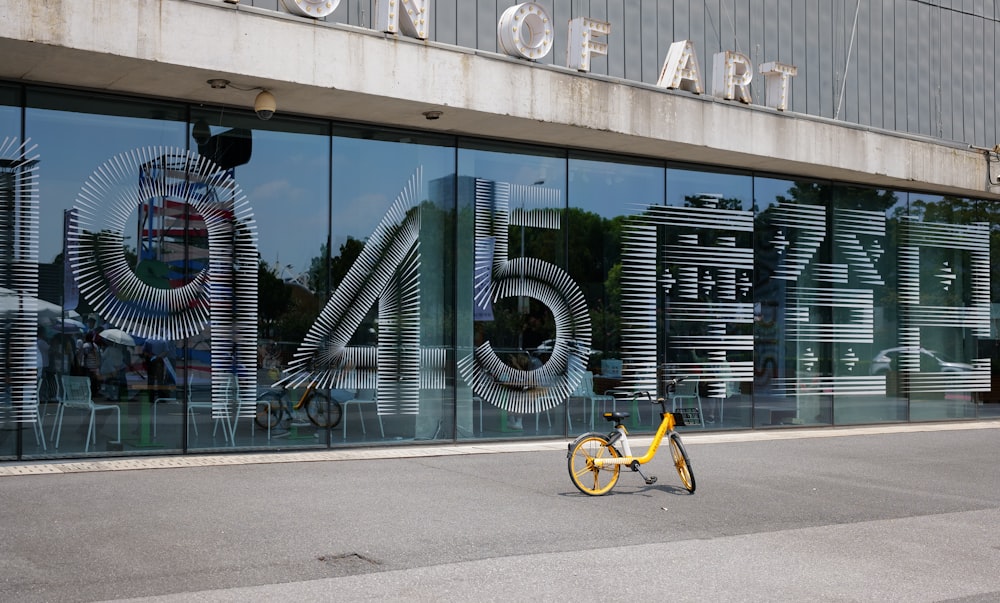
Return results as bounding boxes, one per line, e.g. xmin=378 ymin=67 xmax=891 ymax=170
xmin=497 ymin=3 xmax=553 ymax=61
xmin=281 ymin=0 xmax=340 ymax=18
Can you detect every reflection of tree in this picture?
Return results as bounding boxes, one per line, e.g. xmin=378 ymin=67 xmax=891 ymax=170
xmin=308 ymin=238 xmax=366 ymax=296
xmin=901 ymin=195 xmax=1000 ymax=301
xmin=258 ymin=261 xmax=290 ymax=340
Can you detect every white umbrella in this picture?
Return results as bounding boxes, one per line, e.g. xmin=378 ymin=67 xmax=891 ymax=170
xmin=50 ymin=317 xmax=86 ymax=333
xmin=98 ymin=328 xmax=136 ymax=347
xmin=0 ymin=287 xmax=80 ymax=319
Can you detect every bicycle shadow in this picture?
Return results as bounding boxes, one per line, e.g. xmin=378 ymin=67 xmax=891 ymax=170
xmin=559 ymin=482 xmax=694 ymax=497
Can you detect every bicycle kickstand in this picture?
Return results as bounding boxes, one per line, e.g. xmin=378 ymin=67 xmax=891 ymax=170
xmin=630 ymin=460 xmax=657 ymax=485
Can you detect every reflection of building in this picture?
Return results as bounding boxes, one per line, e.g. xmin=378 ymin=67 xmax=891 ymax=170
xmin=2 ymin=1 xmax=999 ymax=460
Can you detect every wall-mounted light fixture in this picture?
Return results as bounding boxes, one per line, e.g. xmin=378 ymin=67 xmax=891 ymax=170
xmin=422 ymin=110 xmax=443 ymax=121
xmin=970 ymin=144 xmax=1000 ymax=186
xmin=206 ymin=78 xmax=277 ymax=121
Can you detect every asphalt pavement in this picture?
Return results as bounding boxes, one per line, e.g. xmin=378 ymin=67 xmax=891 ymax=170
xmin=2 ymin=421 xmax=999 ymax=602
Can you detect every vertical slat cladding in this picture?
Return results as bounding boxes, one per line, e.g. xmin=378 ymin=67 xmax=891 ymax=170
xmin=235 ymin=0 xmax=1000 ymax=146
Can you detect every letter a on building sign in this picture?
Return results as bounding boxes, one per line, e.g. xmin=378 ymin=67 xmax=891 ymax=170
xmin=657 ymin=40 xmax=703 ymax=93
xmin=376 ymin=0 xmax=430 ymax=39
xmin=497 ymin=3 xmax=554 ymax=61
xmin=566 ymin=17 xmax=611 ymax=72
xmin=712 ymin=51 xmax=753 ymax=103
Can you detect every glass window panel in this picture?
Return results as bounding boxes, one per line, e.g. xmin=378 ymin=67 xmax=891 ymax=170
xmin=662 ymin=166 xmax=754 ymax=430
xmin=326 ymin=130 xmax=455 ymax=444
xmin=25 ymin=90 xmax=187 ymax=457
xmin=831 ymin=185 xmax=904 ymax=424
xmin=979 ymin=194 xmax=1000 ymax=418
xmin=188 ymin=110 xmax=331 ymax=451
xmin=900 ymin=192 xmax=989 ymax=421
xmin=0 ymin=84 xmax=20 ymax=459
xmin=753 ymin=176 xmax=834 ymax=428
xmin=458 ymin=143 xmax=569 ymax=438
xmin=569 ymin=153 xmax=663 ymax=433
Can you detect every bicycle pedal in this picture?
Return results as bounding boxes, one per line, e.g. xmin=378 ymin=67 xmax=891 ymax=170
xmin=645 ymin=476 xmax=658 ymax=485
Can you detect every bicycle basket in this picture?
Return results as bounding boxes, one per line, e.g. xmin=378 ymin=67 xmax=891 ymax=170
xmin=671 ymin=407 xmax=702 ymax=427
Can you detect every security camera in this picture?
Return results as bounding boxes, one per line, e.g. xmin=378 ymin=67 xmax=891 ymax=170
xmin=254 ymin=90 xmax=276 ymax=121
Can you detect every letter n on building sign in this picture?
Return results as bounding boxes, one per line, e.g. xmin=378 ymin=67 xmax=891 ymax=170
xmin=376 ymin=0 xmax=430 ymax=39
xmin=657 ymin=40 xmax=703 ymax=93
xmin=566 ymin=17 xmax=610 ymax=72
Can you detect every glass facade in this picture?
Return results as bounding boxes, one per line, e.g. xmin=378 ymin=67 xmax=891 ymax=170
xmin=1 ymin=83 xmax=998 ymax=461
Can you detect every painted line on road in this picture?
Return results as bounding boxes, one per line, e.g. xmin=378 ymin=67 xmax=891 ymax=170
xmin=1 ymin=420 xmax=997 ymax=477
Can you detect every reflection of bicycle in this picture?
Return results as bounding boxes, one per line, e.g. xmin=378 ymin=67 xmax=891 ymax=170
xmin=255 ymin=381 xmax=342 ymax=430
xmin=567 ymin=377 xmax=696 ymax=495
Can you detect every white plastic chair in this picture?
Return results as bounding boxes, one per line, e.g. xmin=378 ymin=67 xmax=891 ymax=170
xmin=152 ymin=374 xmax=231 ymax=443
xmin=341 ymin=388 xmax=384 ymax=440
xmin=52 ymin=375 xmax=121 ymax=451
xmin=564 ymin=371 xmax=615 ymax=431
xmin=669 ymin=376 xmax=704 ymax=428
xmin=32 ymin=378 xmax=47 ymax=450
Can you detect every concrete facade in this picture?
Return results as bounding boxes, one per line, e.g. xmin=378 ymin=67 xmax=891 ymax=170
xmin=0 ymin=0 xmax=992 ymax=198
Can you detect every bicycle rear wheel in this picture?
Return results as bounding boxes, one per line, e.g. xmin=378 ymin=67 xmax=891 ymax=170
xmin=668 ymin=432 xmax=696 ymax=493
xmin=304 ymin=391 xmax=342 ymax=429
xmin=255 ymin=392 xmax=283 ymax=430
xmin=567 ymin=433 xmax=621 ymax=496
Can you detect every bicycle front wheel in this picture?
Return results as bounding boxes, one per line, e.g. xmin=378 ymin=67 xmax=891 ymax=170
xmin=668 ymin=432 xmax=696 ymax=493
xmin=255 ymin=393 xmax=283 ymax=430
xmin=304 ymin=391 xmax=342 ymax=429
xmin=567 ymin=433 xmax=621 ymax=496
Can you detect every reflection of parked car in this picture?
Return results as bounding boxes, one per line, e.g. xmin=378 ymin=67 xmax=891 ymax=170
xmin=870 ymin=347 xmax=973 ymax=375
xmin=534 ymin=339 xmax=601 ymax=358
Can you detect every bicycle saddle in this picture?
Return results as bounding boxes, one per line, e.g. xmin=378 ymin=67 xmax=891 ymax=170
xmin=602 ymin=411 xmax=630 ymax=423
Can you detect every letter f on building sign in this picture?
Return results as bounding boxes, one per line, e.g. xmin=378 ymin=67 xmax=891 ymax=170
xmin=566 ymin=17 xmax=610 ymax=72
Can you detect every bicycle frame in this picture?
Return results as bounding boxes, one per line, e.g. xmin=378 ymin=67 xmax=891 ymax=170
xmin=290 ymin=381 xmax=318 ymax=411
xmin=567 ymin=377 xmax=695 ymax=495
xmin=592 ymin=405 xmax=679 ymax=469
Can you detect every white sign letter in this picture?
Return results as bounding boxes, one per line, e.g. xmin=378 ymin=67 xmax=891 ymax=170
xmin=497 ymin=3 xmax=554 ymax=61
xmin=759 ymin=61 xmax=797 ymax=111
xmin=566 ymin=17 xmax=610 ymax=72
xmin=282 ymin=0 xmax=341 ymax=18
xmin=376 ymin=0 xmax=430 ymax=40
xmin=712 ymin=51 xmax=753 ymax=103
xmin=656 ymin=40 xmax=703 ymax=94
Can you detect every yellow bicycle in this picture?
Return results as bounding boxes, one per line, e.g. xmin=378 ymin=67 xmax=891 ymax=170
xmin=567 ymin=378 xmax=696 ymax=495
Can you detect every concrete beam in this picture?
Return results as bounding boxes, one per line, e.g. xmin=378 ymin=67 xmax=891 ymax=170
xmin=0 ymin=0 xmax=994 ymax=198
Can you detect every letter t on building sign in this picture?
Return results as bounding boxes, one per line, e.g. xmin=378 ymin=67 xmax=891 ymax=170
xmin=758 ymin=62 xmax=797 ymax=111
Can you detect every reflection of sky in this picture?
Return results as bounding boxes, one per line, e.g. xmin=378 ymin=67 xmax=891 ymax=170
xmin=570 ymin=157 xmax=663 ymax=217
xmin=18 ymin=106 xmax=459 ymax=276
xmin=668 ymin=166 xmax=752 ymax=209
xmin=26 ymin=108 xmax=186 ymax=263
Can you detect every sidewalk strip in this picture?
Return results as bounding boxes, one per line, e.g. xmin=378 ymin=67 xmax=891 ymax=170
xmin=1 ymin=421 xmax=997 ymax=477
